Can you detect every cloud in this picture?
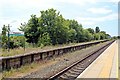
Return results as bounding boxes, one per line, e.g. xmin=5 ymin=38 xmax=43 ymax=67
xmin=79 ymin=21 xmax=96 ymax=25
xmin=109 ymin=0 xmax=119 ymax=3
xmin=76 ymin=13 xmax=117 ymax=25
xmin=87 ymin=8 xmax=112 ymax=14
xmin=0 ymin=0 xmax=118 ymax=36
xmin=58 ymin=0 xmax=119 ymax=6
xmin=0 ymin=17 xmax=28 ymax=32
xmin=0 ymin=0 xmax=56 ymax=9
xmin=77 ymin=13 xmax=117 ymax=21
xmin=0 ymin=0 xmax=118 ymax=10
xmin=59 ymin=0 xmax=97 ymax=6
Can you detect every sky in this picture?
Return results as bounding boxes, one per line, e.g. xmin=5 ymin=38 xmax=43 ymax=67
xmin=0 ymin=0 xmax=119 ymax=36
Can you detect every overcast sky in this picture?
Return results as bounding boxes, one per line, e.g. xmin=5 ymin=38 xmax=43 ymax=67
xmin=0 ymin=0 xmax=119 ymax=36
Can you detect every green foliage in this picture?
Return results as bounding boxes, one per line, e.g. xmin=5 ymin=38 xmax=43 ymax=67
xmin=1 ymin=25 xmax=8 ymax=50
xmin=112 ymin=36 xmax=118 ymax=39
xmin=118 ymin=36 xmax=120 ymax=39
xmin=82 ymin=29 xmax=93 ymax=41
xmin=67 ymin=28 xmax=76 ymax=43
xmin=10 ymin=36 xmax=25 ymax=48
xmin=1 ymin=8 xmax=111 ymax=51
xmin=0 ymin=36 xmax=1 ymax=47
xmin=37 ymin=32 xmax=51 ymax=47
xmin=18 ymin=22 xmax=27 ymax=32
xmin=66 ymin=19 xmax=83 ymax=42
xmin=16 ymin=8 xmax=111 ymax=48
xmin=87 ymin=28 xmax=94 ymax=34
xmin=24 ymin=15 xmax=39 ymax=44
xmin=39 ymin=8 xmax=67 ymax=44
xmin=95 ymin=26 xmax=100 ymax=33
xmin=94 ymin=33 xmax=100 ymax=40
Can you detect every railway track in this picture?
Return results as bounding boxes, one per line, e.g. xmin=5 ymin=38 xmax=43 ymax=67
xmin=49 ymin=40 xmax=114 ymax=80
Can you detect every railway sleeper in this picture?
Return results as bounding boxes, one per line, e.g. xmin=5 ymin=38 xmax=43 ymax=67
xmin=73 ymin=67 xmax=85 ymax=70
xmin=71 ymin=69 xmax=84 ymax=73
xmin=59 ymin=75 xmax=70 ymax=80
xmin=59 ymin=73 xmax=70 ymax=79
xmin=72 ymin=66 xmax=85 ymax=70
xmin=70 ymin=68 xmax=83 ymax=72
xmin=67 ymin=70 xmax=80 ymax=75
xmin=76 ymin=63 xmax=84 ymax=66
xmin=59 ymin=76 xmax=76 ymax=80
xmin=75 ymin=65 xmax=84 ymax=68
xmin=63 ymin=73 xmax=78 ymax=79
xmin=70 ymin=69 xmax=83 ymax=74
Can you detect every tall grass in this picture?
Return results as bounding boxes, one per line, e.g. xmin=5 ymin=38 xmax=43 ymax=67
xmin=2 ymin=62 xmax=39 ymax=78
xmin=0 ymin=42 xmax=78 ymax=57
xmin=0 ymin=40 xmax=99 ymax=57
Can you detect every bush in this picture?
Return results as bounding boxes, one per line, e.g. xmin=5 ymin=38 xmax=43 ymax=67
xmin=9 ymin=36 xmax=25 ymax=48
xmin=37 ymin=32 xmax=51 ymax=47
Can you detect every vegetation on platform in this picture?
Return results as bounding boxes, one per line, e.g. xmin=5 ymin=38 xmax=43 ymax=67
xmin=0 ymin=40 xmax=96 ymax=57
xmin=2 ymin=59 xmax=57 ymax=78
xmin=0 ymin=42 xmax=76 ymax=57
xmin=2 ymin=62 xmax=39 ymax=78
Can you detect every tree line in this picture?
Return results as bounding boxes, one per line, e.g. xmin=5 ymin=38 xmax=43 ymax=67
xmin=1 ymin=8 xmax=111 ymax=50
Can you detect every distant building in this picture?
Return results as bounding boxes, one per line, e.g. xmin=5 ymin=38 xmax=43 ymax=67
xmin=10 ymin=32 xmax=24 ymax=37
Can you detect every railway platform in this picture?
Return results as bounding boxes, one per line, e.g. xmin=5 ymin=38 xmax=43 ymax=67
xmin=77 ymin=40 xmax=118 ymax=79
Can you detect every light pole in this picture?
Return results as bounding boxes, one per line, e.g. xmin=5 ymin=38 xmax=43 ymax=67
xmin=7 ymin=21 xmax=16 ymax=52
xmin=0 ymin=34 xmax=1 ymax=53
xmin=20 ymin=22 xmax=26 ymax=51
xmin=23 ymin=32 xmax=25 ymax=51
xmin=7 ymin=24 xmax=10 ymax=52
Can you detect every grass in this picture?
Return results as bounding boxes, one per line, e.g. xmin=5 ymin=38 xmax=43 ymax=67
xmin=2 ymin=62 xmax=39 ymax=78
xmin=0 ymin=40 xmax=102 ymax=57
xmin=0 ymin=43 xmax=77 ymax=57
xmin=0 ymin=48 xmax=2 ymax=54
xmin=2 ymin=59 xmax=57 ymax=78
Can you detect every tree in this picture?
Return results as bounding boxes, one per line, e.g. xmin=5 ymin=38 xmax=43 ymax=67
xmin=67 ymin=19 xmax=83 ymax=42
xmin=94 ymin=33 xmax=100 ymax=40
xmin=99 ymin=32 xmax=105 ymax=40
xmin=87 ymin=28 xmax=94 ymax=34
xmin=67 ymin=28 xmax=76 ymax=43
xmin=99 ymin=31 xmax=111 ymax=39
xmin=18 ymin=8 xmax=111 ymax=48
xmin=118 ymin=36 xmax=120 ymax=39
xmin=18 ymin=22 xmax=27 ymax=32
xmin=105 ymin=34 xmax=111 ymax=39
xmin=39 ymin=8 xmax=68 ymax=44
xmin=18 ymin=22 xmax=27 ymax=50
xmin=0 ymin=35 xmax=1 ymax=48
xmin=24 ymin=15 xmax=39 ymax=45
xmin=10 ymin=36 xmax=26 ymax=48
xmin=1 ymin=25 xmax=8 ymax=50
xmin=95 ymin=26 xmax=100 ymax=33
xmin=37 ymin=32 xmax=51 ymax=47
xmin=82 ymin=29 xmax=93 ymax=41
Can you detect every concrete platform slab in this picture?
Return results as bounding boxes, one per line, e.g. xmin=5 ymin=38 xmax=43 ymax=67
xmin=77 ymin=41 xmax=118 ymax=78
